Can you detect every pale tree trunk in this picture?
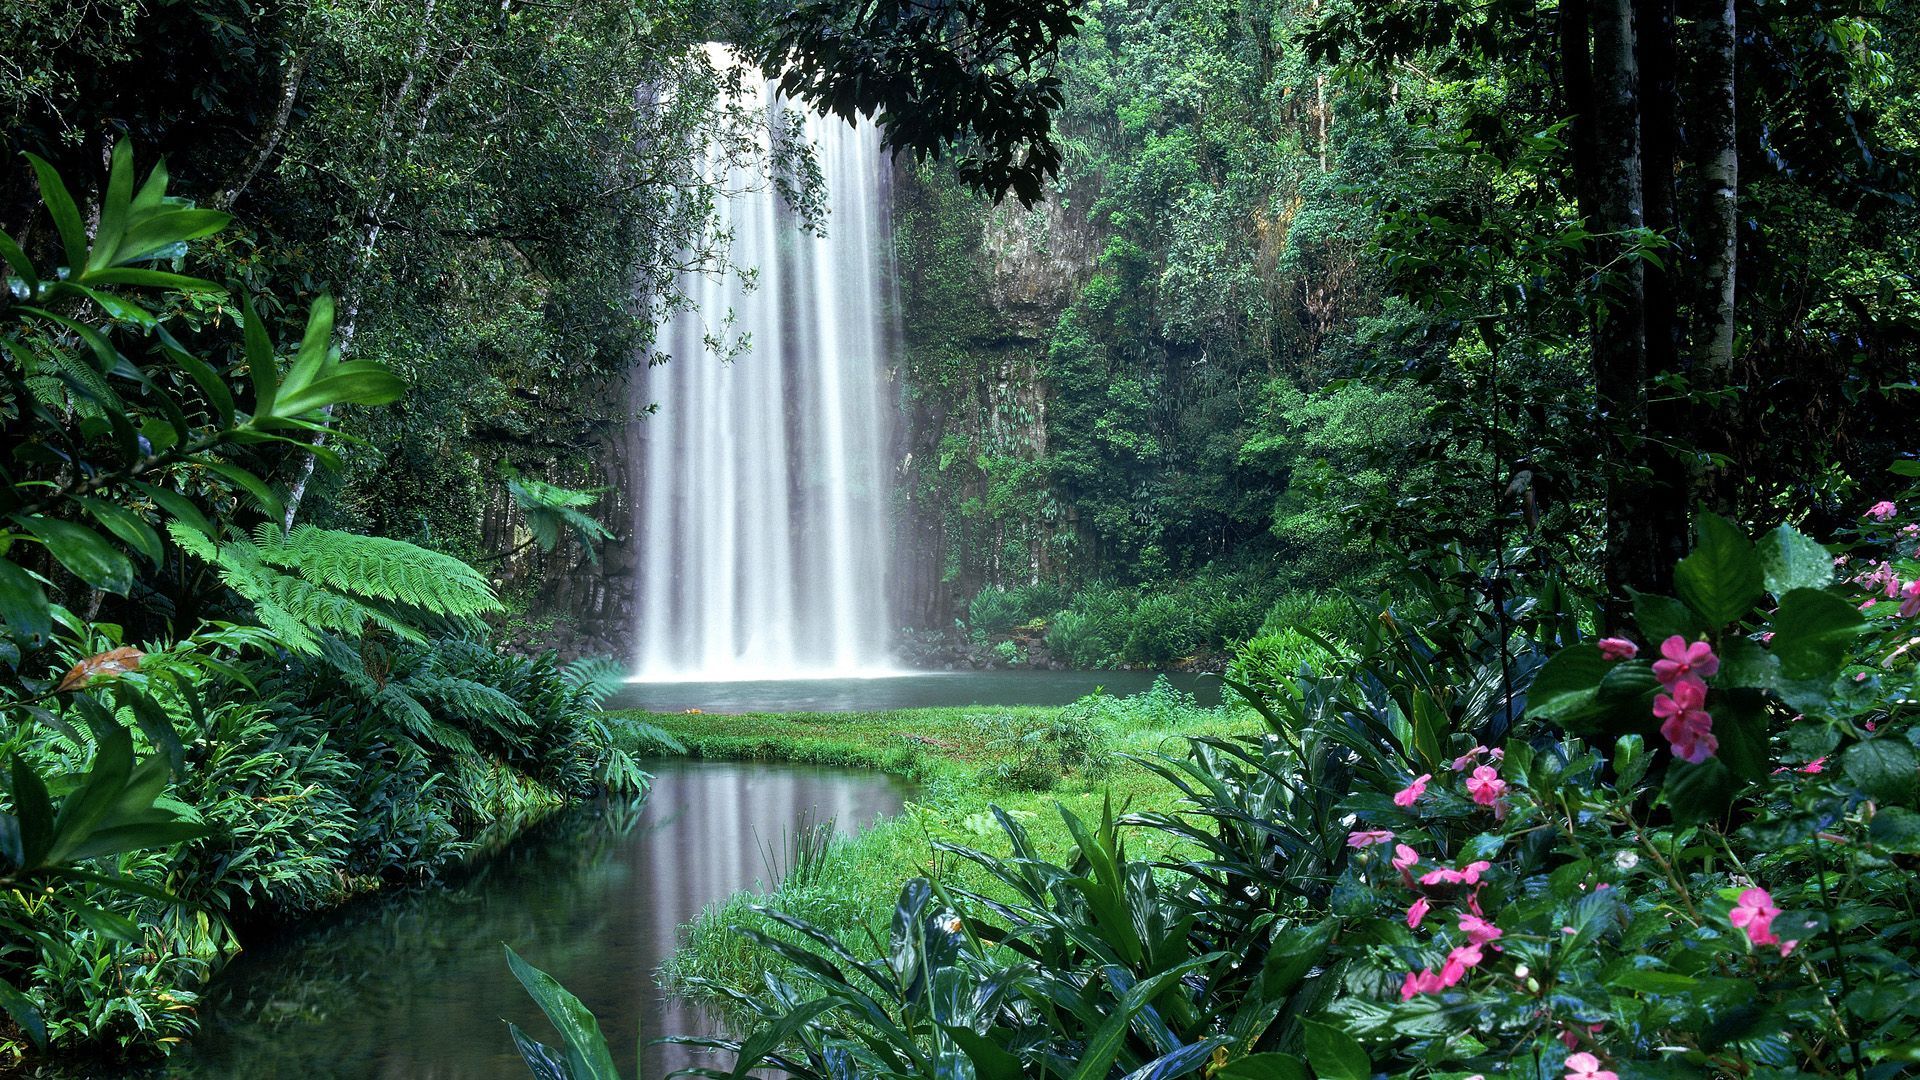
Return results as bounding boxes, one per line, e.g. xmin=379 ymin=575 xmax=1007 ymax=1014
xmin=1687 ymin=0 xmax=1738 ymax=376
xmin=218 ymin=51 xmax=309 ymax=213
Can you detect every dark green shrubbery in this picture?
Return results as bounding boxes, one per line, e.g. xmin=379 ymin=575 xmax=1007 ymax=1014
xmin=0 ymin=146 xmax=637 ymax=1065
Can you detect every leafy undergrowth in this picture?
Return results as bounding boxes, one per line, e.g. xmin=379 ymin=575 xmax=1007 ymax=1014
xmin=605 ymin=682 xmax=1254 ymax=1000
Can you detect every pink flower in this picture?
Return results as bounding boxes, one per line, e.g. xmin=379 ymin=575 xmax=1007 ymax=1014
xmin=1901 ymin=580 xmax=1920 ymax=619
xmin=1348 ymin=829 xmax=1395 ymax=848
xmin=1439 ymin=942 xmax=1482 ymax=986
xmin=1465 ymin=764 xmax=1507 ymax=807
xmin=1653 ymin=678 xmax=1717 ymax=763
xmin=1730 ymin=887 xmax=1784 ymax=949
xmin=1392 ymin=844 xmax=1420 ymax=872
xmin=1399 ymin=968 xmax=1445 ymax=1000
xmin=1868 ymin=500 xmax=1898 ymax=521
xmin=1407 ymin=896 xmax=1431 ymax=928
xmin=1652 ymin=635 xmax=1719 ymax=688
xmin=1564 ymin=1051 xmax=1617 ymax=1080
xmin=1597 ymin=637 xmax=1638 ymax=661
xmin=1419 ymin=860 xmax=1493 ymax=887
xmin=1800 ymin=756 xmax=1827 ymax=774
xmin=1458 ymin=912 xmax=1502 ymax=945
xmin=1451 ymin=748 xmax=1480 ymax=771
xmin=1393 ymin=773 xmax=1432 ymax=807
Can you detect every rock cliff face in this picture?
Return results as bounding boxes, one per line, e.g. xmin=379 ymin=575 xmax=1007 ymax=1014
xmin=887 ymin=165 xmax=1100 ymax=634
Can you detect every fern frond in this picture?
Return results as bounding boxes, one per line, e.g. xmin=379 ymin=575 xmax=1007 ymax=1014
xmin=562 ymin=656 xmax=627 ymax=710
xmin=254 ymin=524 xmax=500 ymax=618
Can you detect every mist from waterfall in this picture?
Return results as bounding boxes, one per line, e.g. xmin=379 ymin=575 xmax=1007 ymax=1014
xmin=631 ymin=83 xmax=896 ymax=681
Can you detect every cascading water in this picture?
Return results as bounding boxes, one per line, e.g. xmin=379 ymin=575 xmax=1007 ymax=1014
xmin=631 ymin=78 xmax=896 ymax=680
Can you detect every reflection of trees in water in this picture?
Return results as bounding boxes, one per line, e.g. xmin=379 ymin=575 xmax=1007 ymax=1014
xmin=170 ymin=799 xmax=646 ymax=1079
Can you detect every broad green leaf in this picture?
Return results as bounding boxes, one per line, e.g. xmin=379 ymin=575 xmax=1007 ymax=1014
xmin=1868 ymin=806 xmax=1920 ymax=853
xmin=1525 ymin=643 xmax=1610 ymax=722
xmin=1756 ymin=525 xmax=1831 ymax=596
xmin=1843 ymin=740 xmax=1918 ymax=806
xmin=11 ymin=757 xmax=55 ymax=866
xmin=0 ymin=977 xmax=45 ymax=1049
xmin=505 ymin=947 xmax=621 ymax=1080
xmin=1629 ymin=590 xmax=1704 ymax=644
xmin=1217 ymin=1054 xmax=1308 ymax=1080
xmin=241 ymin=293 xmax=278 ymax=419
xmin=111 ymin=208 xmax=231 ymax=266
xmin=1665 ymin=757 xmax=1736 ymax=825
xmin=133 ymin=481 xmax=217 ymax=540
xmin=1713 ymin=690 xmax=1771 ymax=784
xmin=23 ymin=152 xmax=89 ymax=273
xmin=80 ymin=267 xmax=223 ymax=292
xmin=0 ymin=229 xmax=38 ymax=287
xmin=1301 ymin=1018 xmax=1369 ymax=1080
xmin=1673 ymin=513 xmax=1763 ymax=626
xmin=79 ymin=498 xmax=163 ymax=565
xmin=0 ymin=558 xmax=52 ymax=643
xmin=86 ymin=140 xmax=136 ymax=273
xmin=18 ymin=517 xmax=135 ymax=595
xmin=1769 ymin=588 xmax=1864 ymax=681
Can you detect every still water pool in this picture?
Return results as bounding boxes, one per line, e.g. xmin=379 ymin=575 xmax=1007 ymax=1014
xmin=607 ymin=668 xmax=1220 ymax=713
xmin=163 ymin=759 xmax=911 ymax=1079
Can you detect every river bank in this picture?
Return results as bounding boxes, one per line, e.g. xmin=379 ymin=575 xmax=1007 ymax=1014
xmin=607 ymin=681 xmax=1254 ymax=1003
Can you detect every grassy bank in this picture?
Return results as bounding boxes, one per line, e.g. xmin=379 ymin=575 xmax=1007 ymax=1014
xmin=605 ymin=681 xmax=1253 ymax=1000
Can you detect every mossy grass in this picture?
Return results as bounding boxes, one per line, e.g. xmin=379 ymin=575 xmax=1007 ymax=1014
xmin=604 ymin=691 xmax=1256 ymax=1001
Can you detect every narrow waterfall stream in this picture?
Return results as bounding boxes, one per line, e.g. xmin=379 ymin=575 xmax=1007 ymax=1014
xmin=632 ymin=80 xmax=896 ymax=680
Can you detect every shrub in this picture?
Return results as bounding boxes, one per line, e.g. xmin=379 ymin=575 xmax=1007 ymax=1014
xmin=1045 ymin=584 xmax=1132 ymax=667
xmin=1223 ymin=628 xmax=1333 ymax=704
xmin=1119 ymin=591 xmax=1199 ymax=664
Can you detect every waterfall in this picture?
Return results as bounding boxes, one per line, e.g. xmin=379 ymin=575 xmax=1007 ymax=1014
xmin=631 ymin=81 xmax=896 ymax=680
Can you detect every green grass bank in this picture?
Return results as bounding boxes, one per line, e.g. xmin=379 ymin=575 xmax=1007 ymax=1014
xmin=605 ymin=681 xmax=1254 ymax=1000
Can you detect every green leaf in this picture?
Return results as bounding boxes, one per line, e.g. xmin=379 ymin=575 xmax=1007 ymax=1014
xmin=1630 ymin=590 xmax=1705 ymax=644
xmin=17 ymin=516 xmax=135 ymax=595
xmin=1842 ymin=740 xmax=1919 ymax=806
xmin=80 ymin=268 xmax=223 ymax=292
xmin=0 ymin=558 xmax=51 ymax=644
xmin=1261 ymin=918 xmax=1337 ymax=1001
xmin=132 ymin=481 xmax=217 ymax=540
xmin=1868 ymin=806 xmax=1920 ymax=853
xmin=23 ymin=152 xmax=89 ymax=274
xmin=11 ymin=757 xmax=55 ymax=866
xmin=940 ymin=1024 xmax=1025 ymax=1080
xmin=86 ymin=140 xmax=136 ymax=273
xmin=1673 ymin=513 xmax=1763 ymax=626
xmin=1756 ymin=525 xmax=1832 ymax=596
xmin=504 ymin=947 xmax=621 ymax=1080
xmin=78 ymin=498 xmax=164 ymax=566
xmin=1301 ymin=1018 xmax=1370 ymax=1080
xmin=1666 ymin=757 xmax=1736 ymax=825
xmin=0 ymin=229 xmax=39 ymax=288
xmin=0 ymin=977 xmax=46 ymax=1050
xmin=1526 ymin=643 xmax=1611 ymax=722
xmin=110 ymin=208 xmax=231 ymax=266
xmin=1769 ymin=588 xmax=1864 ymax=681
xmin=1217 ymin=1055 xmax=1308 ymax=1080
xmin=1713 ymin=690 xmax=1771 ymax=784
xmin=1714 ymin=635 xmax=1779 ymax=691
xmin=241 ymin=293 xmax=278 ymax=420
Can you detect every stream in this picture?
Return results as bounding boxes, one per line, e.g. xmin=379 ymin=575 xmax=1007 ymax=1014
xmin=164 ymin=759 xmax=912 ymax=1079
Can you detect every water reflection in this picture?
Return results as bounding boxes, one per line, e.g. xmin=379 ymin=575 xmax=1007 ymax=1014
xmin=166 ymin=759 xmax=910 ymax=1079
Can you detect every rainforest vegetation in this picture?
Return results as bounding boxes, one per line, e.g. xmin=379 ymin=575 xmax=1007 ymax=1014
xmin=4 ymin=0 xmax=1920 ymax=1076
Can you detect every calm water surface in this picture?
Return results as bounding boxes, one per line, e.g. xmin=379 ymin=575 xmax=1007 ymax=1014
xmin=608 ymin=669 xmax=1219 ymax=713
xmin=164 ymin=759 xmax=911 ymax=1079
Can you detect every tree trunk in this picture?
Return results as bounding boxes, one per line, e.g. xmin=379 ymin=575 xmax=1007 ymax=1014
xmin=1686 ymin=0 xmax=1738 ymax=377
xmin=1588 ymin=0 xmax=1659 ymax=603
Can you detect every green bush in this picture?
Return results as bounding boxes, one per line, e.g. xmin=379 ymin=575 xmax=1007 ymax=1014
xmin=1223 ymin=628 xmax=1334 ymax=704
xmin=1118 ymin=592 xmax=1199 ymax=664
xmin=1044 ymin=585 xmax=1132 ymax=667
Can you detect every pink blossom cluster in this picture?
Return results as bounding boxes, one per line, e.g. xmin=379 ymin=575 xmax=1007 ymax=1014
xmin=1729 ymin=886 xmax=1798 ymax=957
xmin=1849 ymin=559 xmax=1920 ymax=616
xmin=1652 ymin=636 xmax=1719 ymax=762
xmin=1600 ymin=634 xmax=1721 ymax=762
xmin=1376 ymin=840 xmax=1502 ymax=1001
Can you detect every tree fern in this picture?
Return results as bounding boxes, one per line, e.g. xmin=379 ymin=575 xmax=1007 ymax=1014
xmin=562 ymin=657 xmax=628 ymax=711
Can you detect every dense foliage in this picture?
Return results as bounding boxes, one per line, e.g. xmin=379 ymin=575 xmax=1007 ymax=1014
xmin=518 ymin=498 xmax=1920 ymax=1079
xmin=895 ymin=0 xmax=1920 ymax=670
